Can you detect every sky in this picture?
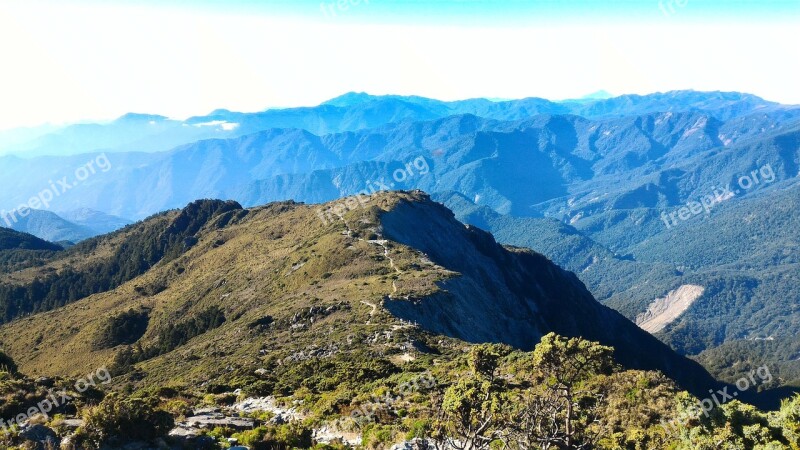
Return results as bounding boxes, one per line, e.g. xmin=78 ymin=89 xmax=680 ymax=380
xmin=0 ymin=0 xmax=799 ymax=129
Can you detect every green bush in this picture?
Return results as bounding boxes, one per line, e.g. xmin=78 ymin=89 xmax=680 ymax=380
xmin=0 ymin=351 xmax=17 ymax=374
xmin=74 ymin=393 xmax=174 ymax=448
xmin=245 ymin=423 xmax=313 ymax=450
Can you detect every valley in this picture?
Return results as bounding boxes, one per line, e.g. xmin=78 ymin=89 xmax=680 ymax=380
xmin=2 ymin=191 xmax=796 ymax=449
xmin=0 ymin=91 xmax=798 ymax=449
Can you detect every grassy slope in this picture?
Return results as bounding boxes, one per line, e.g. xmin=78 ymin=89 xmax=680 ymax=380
xmin=0 ymin=194 xmax=454 ymax=385
xmin=0 ymin=192 xmax=717 ymax=400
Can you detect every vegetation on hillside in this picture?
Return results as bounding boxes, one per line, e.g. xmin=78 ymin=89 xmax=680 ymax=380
xmin=0 ymin=228 xmax=62 ymax=252
xmin=0 ymin=193 xmax=797 ymax=448
xmin=2 ymin=334 xmax=799 ymax=449
xmin=439 ymin=182 xmax=800 ymax=393
xmin=0 ymin=228 xmax=63 ymax=273
xmin=695 ymin=335 xmax=800 ymax=390
xmin=0 ymin=200 xmax=242 ymax=323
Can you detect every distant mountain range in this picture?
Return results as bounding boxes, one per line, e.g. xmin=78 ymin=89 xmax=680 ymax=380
xmin=2 ymin=92 xmax=798 ymax=221
xmin=0 ymin=90 xmax=788 ymax=158
xmin=0 ymin=89 xmax=797 ymax=390
xmin=57 ymin=207 xmax=133 ymax=236
xmin=1 ymin=208 xmax=131 ymax=243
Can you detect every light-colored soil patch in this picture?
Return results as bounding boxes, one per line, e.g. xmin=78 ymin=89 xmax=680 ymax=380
xmin=636 ymin=284 xmax=705 ymax=333
xmin=391 ymin=352 xmax=416 ymax=364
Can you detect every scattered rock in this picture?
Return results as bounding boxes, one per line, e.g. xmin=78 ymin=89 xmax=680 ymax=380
xmin=35 ymin=376 xmax=54 ymax=387
xmin=19 ymin=424 xmax=59 ymax=449
xmin=270 ymin=414 xmax=288 ymax=425
xmin=391 ymin=438 xmax=437 ymax=450
xmin=60 ymin=418 xmax=84 ymax=430
xmin=192 ymin=406 xmax=220 ymax=415
xmin=233 ymin=396 xmax=304 ymax=422
xmin=184 ymin=414 xmax=254 ymax=430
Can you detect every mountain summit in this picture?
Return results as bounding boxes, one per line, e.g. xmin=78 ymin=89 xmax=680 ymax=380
xmin=0 ymin=191 xmax=714 ymax=395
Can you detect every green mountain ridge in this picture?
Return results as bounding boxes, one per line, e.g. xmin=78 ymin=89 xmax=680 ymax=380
xmin=0 ymin=192 xmax=715 ymax=395
xmin=0 ymin=192 xmax=797 ymax=450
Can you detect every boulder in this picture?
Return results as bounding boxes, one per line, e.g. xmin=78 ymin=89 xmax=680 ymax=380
xmin=19 ymin=424 xmax=59 ymax=449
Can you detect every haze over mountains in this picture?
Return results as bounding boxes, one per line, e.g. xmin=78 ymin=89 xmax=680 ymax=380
xmin=1 ymin=89 xmax=799 ymax=393
xmin=2 ymin=91 xmax=798 ymax=218
xmin=0 ymin=90 xmax=791 ymax=158
xmin=1 ymin=208 xmax=132 ymax=243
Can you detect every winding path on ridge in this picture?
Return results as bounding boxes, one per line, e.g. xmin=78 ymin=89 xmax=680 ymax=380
xmin=339 ymin=215 xmax=405 ymax=324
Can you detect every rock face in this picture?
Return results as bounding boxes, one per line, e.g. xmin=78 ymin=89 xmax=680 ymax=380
xmin=379 ymin=192 xmax=718 ymax=395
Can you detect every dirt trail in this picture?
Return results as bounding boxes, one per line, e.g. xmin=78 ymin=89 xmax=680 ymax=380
xmin=339 ymin=216 xmax=404 ymax=323
xmin=360 ymin=300 xmax=377 ymax=324
xmin=372 ymin=239 xmax=401 ymax=293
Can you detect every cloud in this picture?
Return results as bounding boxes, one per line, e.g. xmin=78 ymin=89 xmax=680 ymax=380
xmin=192 ymin=120 xmax=240 ymax=131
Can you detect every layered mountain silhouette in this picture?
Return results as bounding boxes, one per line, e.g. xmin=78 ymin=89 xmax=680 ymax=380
xmin=1 ymin=208 xmax=130 ymax=243
xmin=1 ymin=90 xmax=789 ymax=158
xmin=0 ymin=90 xmax=797 ymax=390
xmin=3 ymin=99 xmax=798 ymax=221
xmin=2 ymin=209 xmax=94 ymax=243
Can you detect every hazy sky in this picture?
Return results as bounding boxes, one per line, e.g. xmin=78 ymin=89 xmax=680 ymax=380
xmin=1 ymin=0 xmax=799 ymax=129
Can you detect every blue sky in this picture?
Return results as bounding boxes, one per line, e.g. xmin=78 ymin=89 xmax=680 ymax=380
xmin=0 ymin=0 xmax=798 ymax=129
xmin=121 ymin=0 xmax=800 ymax=24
